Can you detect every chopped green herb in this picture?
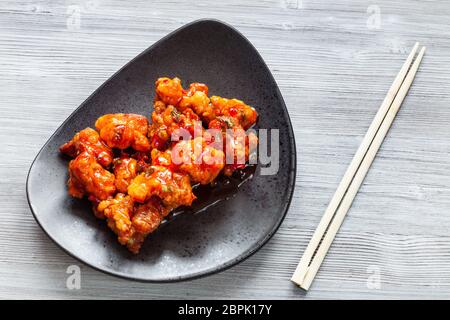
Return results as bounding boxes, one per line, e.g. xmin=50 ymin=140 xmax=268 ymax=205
xmin=217 ymin=116 xmax=234 ymax=128
xmin=171 ymin=109 xmax=181 ymax=122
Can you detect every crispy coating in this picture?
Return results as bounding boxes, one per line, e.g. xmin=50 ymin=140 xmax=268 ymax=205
xmin=60 ymin=127 xmax=113 ymax=167
xmin=149 ymin=101 xmax=202 ymax=150
xmin=96 ymin=193 xmax=134 ymax=245
xmin=210 ymin=96 xmax=258 ymax=130
xmin=126 ymin=197 xmax=170 ymax=253
xmin=179 ymin=83 xmax=215 ymax=123
xmin=67 ymin=152 xmax=116 ymax=200
xmin=155 ymin=77 xmax=184 ymax=106
xmin=97 ymin=194 xmax=170 ymax=254
xmin=152 ymin=137 xmax=225 ymax=185
xmin=179 ymin=91 xmax=215 ymax=123
xmin=95 ymin=113 xmax=151 ymax=151
xmin=113 ymin=156 xmax=138 ymax=193
xmin=186 ymin=82 xmax=209 ymax=96
xmin=127 ymin=165 xmax=196 ymax=208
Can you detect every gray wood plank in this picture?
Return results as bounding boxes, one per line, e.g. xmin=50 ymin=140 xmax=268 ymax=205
xmin=1 ymin=0 xmax=449 ymax=299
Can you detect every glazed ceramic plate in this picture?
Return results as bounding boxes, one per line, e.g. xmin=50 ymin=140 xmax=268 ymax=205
xmin=26 ymin=19 xmax=296 ymax=282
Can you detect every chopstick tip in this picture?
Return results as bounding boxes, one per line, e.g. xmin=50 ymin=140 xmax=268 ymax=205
xmin=418 ymin=46 xmax=426 ymax=58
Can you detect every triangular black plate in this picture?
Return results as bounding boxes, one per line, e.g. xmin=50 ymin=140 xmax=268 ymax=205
xmin=26 ymin=19 xmax=296 ymax=282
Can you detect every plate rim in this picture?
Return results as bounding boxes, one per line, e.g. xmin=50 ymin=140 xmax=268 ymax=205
xmin=26 ymin=18 xmax=297 ymax=283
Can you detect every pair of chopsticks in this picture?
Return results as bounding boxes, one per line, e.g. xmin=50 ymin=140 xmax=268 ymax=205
xmin=291 ymin=43 xmax=426 ymax=291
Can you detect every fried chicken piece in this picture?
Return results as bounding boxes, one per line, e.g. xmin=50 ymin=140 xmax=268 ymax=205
xmin=151 ymin=137 xmax=225 ymax=185
xmin=178 ymin=83 xmax=216 ymax=123
xmin=67 ymin=152 xmax=116 ymax=200
xmin=186 ymin=82 xmax=209 ymax=96
xmin=95 ymin=113 xmax=151 ymax=151
xmin=179 ymin=91 xmax=215 ymax=123
xmin=113 ymin=156 xmax=138 ymax=193
xmin=60 ymin=127 xmax=113 ymax=167
xmin=149 ymin=100 xmax=202 ymax=150
xmin=210 ymin=96 xmax=258 ymax=130
xmin=127 ymin=165 xmax=196 ymax=207
xmin=96 ymin=193 xmax=134 ymax=245
xmin=126 ymin=197 xmax=170 ymax=253
xmin=209 ymin=117 xmax=258 ymax=176
xmin=155 ymin=77 xmax=184 ymax=106
xmin=96 ymin=194 xmax=170 ymax=254
xmin=208 ymin=115 xmax=237 ymax=131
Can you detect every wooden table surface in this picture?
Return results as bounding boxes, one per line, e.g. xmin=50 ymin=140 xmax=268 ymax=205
xmin=1 ymin=0 xmax=450 ymax=299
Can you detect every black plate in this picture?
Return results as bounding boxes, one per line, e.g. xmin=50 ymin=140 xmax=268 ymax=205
xmin=26 ymin=19 xmax=296 ymax=282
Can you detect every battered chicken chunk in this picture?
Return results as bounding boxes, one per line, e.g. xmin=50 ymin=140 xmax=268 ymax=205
xmin=113 ymin=156 xmax=138 ymax=193
xmin=127 ymin=165 xmax=196 ymax=207
xmin=155 ymin=77 xmax=184 ymax=106
xmin=210 ymin=96 xmax=258 ymax=130
xmin=95 ymin=113 xmax=151 ymax=151
xmin=126 ymin=197 xmax=170 ymax=253
xmin=149 ymin=100 xmax=202 ymax=150
xmin=179 ymin=83 xmax=215 ymax=123
xmin=97 ymin=194 xmax=171 ymax=254
xmin=67 ymin=152 xmax=116 ymax=200
xmin=60 ymin=127 xmax=113 ymax=167
xmin=186 ymin=82 xmax=209 ymax=96
xmin=151 ymin=137 xmax=225 ymax=185
xmin=96 ymin=193 xmax=134 ymax=245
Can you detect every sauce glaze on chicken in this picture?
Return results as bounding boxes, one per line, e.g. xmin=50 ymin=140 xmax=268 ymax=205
xmin=60 ymin=77 xmax=258 ymax=253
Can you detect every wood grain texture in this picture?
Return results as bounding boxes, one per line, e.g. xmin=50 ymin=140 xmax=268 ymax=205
xmin=1 ymin=0 xmax=450 ymax=299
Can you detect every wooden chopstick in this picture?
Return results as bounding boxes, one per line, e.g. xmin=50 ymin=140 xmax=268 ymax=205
xmin=291 ymin=42 xmax=420 ymax=287
xmin=291 ymin=43 xmax=420 ymax=287
xmin=291 ymin=44 xmax=426 ymax=290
